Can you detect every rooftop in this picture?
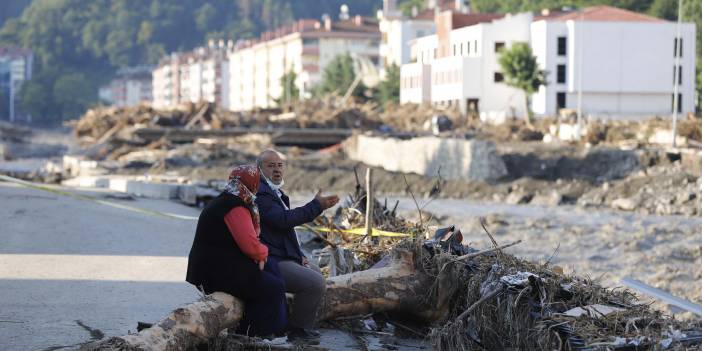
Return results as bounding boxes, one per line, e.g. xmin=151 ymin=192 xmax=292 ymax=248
xmin=553 ymin=5 xmax=665 ymax=22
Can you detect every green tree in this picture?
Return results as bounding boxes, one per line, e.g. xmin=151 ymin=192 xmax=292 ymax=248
xmin=375 ymin=64 xmax=400 ymax=105
xmin=648 ymin=0 xmax=677 ymax=20
xmin=277 ymin=70 xmax=299 ymax=106
xmin=53 ymin=72 xmax=94 ymax=120
xmin=497 ymin=42 xmax=547 ymax=125
xmin=318 ymin=53 xmax=366 ymax=98
xmin=19 ymin=77 xmax=54 ymax=124
xmin=398 ymin=0 xmax=425 ymax=16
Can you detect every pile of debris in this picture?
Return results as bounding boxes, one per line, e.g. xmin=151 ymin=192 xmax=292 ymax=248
xmin=584 ymin=116 xmax=702 ymax=147
xmin=579 ymin=162 xmax=702 ymax=216
xmin=0 ymin=121 xmax=32 ymax=160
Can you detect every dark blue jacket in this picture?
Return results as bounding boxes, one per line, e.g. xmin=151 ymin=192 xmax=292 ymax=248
xmin=255 ymin=177 xmax=322 ymax=263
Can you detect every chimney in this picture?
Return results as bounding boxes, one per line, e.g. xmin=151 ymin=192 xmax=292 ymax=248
xmin=354 ymin=15 xmax=363 ymax=26
xmin=322 ymin=14 xmax=332 ymax=31
xmin=208 ymin=39 xmax=215 ymax=48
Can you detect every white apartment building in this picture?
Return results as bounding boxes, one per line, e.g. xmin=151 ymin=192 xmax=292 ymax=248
xmin=400 ymin=11 xmax=524 ymax=121
xmin=228 ymin=17 xmax=380 ymax=112
xmin=531 ymin=6 xmax=696 ymax=118
xmin=0 ymin=47 xmax=33 ymax=122
xmin=152 ymin=41 xmax=231 ymax=110
xmin=400 ymin=5 xmax=696 ymax=120
xmin=99 ymin=66 xmax=153 ymax=108
xmin=152 ymin=53 xmax=181 ymax=109
xmin=378 ymin=0 xmax=435 ymax=77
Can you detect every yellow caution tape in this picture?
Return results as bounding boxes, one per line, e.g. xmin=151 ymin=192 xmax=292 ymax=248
xmin=304 ymin=226 xmax=411 ymax=237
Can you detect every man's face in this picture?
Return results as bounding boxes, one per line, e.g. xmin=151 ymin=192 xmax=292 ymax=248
xmin=261 ymin=152 xmax=285 ymax=185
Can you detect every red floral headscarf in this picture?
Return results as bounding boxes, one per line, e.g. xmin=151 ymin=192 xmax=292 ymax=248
xmin=223 ymin=165 xmax=261 ymax=235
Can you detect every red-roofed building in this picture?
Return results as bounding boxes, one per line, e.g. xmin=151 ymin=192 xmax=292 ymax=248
xmin=228 ymin=15 xmax=380 ymax=111
xmin=400 ymin=5 xmax=696 ymax=120
xmin=531 ymin=5 xmax=696 ymax=118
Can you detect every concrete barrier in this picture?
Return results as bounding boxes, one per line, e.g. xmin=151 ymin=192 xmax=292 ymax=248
xmin=63 ymin=175 xmax=187 ymax=200
xmin=62 ymin=155 xmax=102 ymax=177
xmin=343 ymin=134 xmax=507 ymax=181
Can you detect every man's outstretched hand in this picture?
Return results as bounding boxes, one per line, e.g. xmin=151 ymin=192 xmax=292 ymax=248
xmin=315 ymin=189 xmax=339 ymax=210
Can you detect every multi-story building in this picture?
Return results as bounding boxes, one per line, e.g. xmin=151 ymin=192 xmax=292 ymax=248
xmin=400 ymin=5 xmax=697 ymax=120
xmin=531 ymin=6 xmax=696 ymax=118
xmin=228 ymin=16 xmax=380 ymax=112
xmin=377 ymin=0 xmax=436 ymax=77
xmin=99 ymin=65 xmax=153 ymax=107
xmin=152 ymin=41 xmax=231 ymax=110
xmin=0 ymin=47 xmax=33 ymax=122
xmin=400 ymin=10 xmax=514 ymax=119
xmin=152 ymin=53 xmax=182 ymax=109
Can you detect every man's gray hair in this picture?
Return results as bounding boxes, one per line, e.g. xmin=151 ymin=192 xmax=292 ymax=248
xmin=256 ymin=149 xmax=286 ymax=168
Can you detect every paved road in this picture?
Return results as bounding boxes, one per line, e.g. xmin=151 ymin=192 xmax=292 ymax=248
xmin=0 ymin=181 xmax=201 ymax=351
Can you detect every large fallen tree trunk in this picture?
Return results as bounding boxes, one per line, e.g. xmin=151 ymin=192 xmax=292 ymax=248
xmin=83 ymin=249 xmax=434 ymax=351
xmin=83 ymin=292 xmax=244 ymax=350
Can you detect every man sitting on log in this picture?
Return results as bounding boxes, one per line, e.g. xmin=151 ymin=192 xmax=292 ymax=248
xmin=255 ymin=149 xmax=339 ymax=344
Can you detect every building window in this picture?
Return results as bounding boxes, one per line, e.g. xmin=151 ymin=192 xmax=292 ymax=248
xmin=672 ymin=93 xmax=682 ymax=113
xmin=494 ymin=42 xmax=505 ymax=52
xmin=453 ymin=44 xmax=456 ymax=56
xmin=474 ymin=40 xmax=478 ymax=53
xmin=460 ymin=43 xmax=463 ymax=55
xmin=433 ymin=48 xmax=437 ymax=59
xmin=466 ymin=42 xmax=470 ymax=55
xmin=557 ymin=36 xmax=567 ymax=56
xmin=674 ymin=37 xmax=683 ymax=57
xmin=557 ymin=92 xmax=566 ymax=110
xmin=494 ymin=72 xmax=504 ymax=82
xmin=674 ymin=65 xmax=682 ymax=85
xmin=557 ymin=64 xmax=566 ymax=83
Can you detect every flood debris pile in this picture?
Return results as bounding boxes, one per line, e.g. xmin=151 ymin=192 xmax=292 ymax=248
xmin=579 ymin=162 xmax=702 ymax=216
xmin=309 ymin=174 xmax=424 ymax=275
xmin=421 ymin=242 xmax=702 ymax=350
xmin=584 ymin=116 xmax=702 ymax=147
xmin=302 ymin=182 xmax=702 ymax=350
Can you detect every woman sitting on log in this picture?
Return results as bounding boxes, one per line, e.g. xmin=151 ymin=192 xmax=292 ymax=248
xmin=186 ymin=165 xmax=287 ymax=337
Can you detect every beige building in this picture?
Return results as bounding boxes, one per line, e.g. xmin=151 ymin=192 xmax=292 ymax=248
xmin=228 ymin=17 xmax=380 ymax=112
xmin=152 ymin=41 xmax=231 ymax=109
xmin=99 ymin=66 xmax=153 ymax=108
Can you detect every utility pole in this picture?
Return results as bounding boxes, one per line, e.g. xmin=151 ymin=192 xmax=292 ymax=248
xmin=576 ymin=9 xmax=584 ymax=140
xmin=672 ymin=0 xmax=683 ymax=148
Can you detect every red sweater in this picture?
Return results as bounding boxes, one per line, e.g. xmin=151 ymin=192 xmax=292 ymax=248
xmin=223 ymin=207 xmax=268 ymax=262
